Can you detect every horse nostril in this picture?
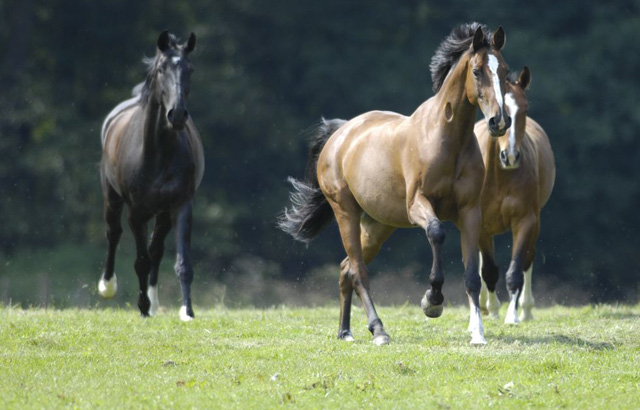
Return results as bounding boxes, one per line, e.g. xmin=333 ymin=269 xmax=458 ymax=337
xmin=183 ymin=109 xmax=189 ymax=121
xmin=504 ymin=116 xmax=512 ymax=129
xmin=489 ymin=117 xmax=497 ymax=129
xmin=500 ymin=150 xmax=507 ymax=163
xmin=167 ymin=109 xmax=174 ymax=122
xmin=515 ymin=151 xmax=521 ymax=162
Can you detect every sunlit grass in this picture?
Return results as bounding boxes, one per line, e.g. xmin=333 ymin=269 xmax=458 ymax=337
xmin=1 ymin=304 xmax=639 ymax=409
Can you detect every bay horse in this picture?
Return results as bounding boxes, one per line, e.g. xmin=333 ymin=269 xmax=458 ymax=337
xmin=99 ymin=31 xmax=204 ymax=321
xmin=474 ymin=66 xmax=555 ymax=324
xmin=280 ymin=23 xmax=511 ymax=345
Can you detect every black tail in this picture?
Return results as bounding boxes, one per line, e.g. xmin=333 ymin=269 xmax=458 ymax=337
xmin=278 ymin=118 xmax=347 ymax=243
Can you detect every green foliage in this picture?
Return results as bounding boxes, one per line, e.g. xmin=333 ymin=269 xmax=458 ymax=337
xmin=0 ymin=1 xmax=639 ymax=303
xmin=1 ymin=305 xmax=640 ymax=409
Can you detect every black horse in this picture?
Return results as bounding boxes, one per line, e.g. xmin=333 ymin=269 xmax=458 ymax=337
xmin=99 ymin=31 xmax=204 ymax=321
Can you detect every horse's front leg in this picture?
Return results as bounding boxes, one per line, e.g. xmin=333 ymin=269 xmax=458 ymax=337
xmin=147 ymin=211 xmax=172 ymax=316
xmin=174 ymin=201 xmax=195 ymax=321
xmin=99 ymin=181 xmax=123 ymax=299
xmin=408 ymin=195 xmax=445 ymax=319
xmin=128 ymin=210 xmax=152 ymax=316
xmin=479 ymin=234 xmax=500 ymax=319
xmin=505 ymin=214 xmax=539 ymax=325
xmin=458 ymin=205 xmax=486 ymax=345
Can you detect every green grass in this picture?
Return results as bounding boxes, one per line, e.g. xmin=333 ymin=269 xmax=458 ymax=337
xmin=1 ymin=304 xmax=639 ymax=409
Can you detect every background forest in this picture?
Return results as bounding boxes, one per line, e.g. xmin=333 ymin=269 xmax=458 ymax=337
xmin=1 ymin=1 xmax=639 ymax=308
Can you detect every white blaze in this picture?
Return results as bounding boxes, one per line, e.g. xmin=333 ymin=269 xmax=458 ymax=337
xmin=504 ymin=92 xmax=519 ymax=165
xmin=172 ymin=56 xmax=181 ymax=65
xmin=488 ymin=54 xmax=505 ymax=128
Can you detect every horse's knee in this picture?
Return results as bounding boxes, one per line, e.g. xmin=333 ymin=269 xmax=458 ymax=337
xmin=465 ymin=268 xmax=482 ymax=295
xmin=426 ymin=219 xmax=445 ymax=245
xmin=481 ymin=261 xmax=499 ymax=291
xmin=134 ymin=257 xmax=151 ymax=275
xmin=505 ymin=267 xmax=524 ymax=294
xmin=174 ymin=259 xmax=194 ymax=283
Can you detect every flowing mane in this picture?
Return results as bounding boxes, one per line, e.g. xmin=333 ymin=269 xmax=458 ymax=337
xmin=429 ymin=22 xmax=492 ymax=93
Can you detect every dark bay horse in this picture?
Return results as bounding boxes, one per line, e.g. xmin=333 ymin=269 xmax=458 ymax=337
xmin=474 ymin=67 xmax=555 ymax=324
xmin=280 ymin=23 xmax=511 ymax=345
xmin=99 ymin=31 xmax=204 ymax=321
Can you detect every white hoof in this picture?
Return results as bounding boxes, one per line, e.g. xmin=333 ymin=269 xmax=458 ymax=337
xmin=179 ymin=306 xmax=194 ymax=322
xmin=372 ymin=333 xmax=391 ymax=346
xmin=98 ymin=275 xmax=117 ymax=299
xmin=519 ymin=309 xmax=534 ymax=322
xmin=470 ymin=333 xmax=488 ymax=345
xmin=343 ymin=335 xmax=355 ymax=342
xmin=147 ymin=286 xmax=159 ymax=316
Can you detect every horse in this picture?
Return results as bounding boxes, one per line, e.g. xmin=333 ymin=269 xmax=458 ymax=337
xmin=474 ymin=66 xmax=555 ymax=324
xmin=98 ymin=31 xmax=204 ymax=321
xmin=279 ymin=23 xmax=511 ymax=345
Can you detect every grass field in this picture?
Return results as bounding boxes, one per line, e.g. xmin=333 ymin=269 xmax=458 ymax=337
xmin=1 ymin=303 xmax=639 ymax=409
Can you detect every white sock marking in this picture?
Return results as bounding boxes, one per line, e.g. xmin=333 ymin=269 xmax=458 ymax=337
xmin=519 ymin=264 xmax=535 ymax=321
xmin=98 ymin=274 xmax=117 ymax=299
xmin=505 ymin=291 xmax=521 ymax=325
xmin=179 ymin=306 xmax=193 ymax=322
xmin=147 ymin=286 xmax=159 ymax=316
xmin=469 ymin=305 xmax=487 ymax=345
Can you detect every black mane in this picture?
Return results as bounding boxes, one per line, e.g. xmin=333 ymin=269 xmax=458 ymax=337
xmin=139 ymin=33 xmax=182 ymax=104
xmin=429 ymin=22 xmax=492 ymax=93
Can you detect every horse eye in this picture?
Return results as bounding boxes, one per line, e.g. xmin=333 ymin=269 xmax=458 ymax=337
xmin=472 ymin=69 xmax=481 ymax=78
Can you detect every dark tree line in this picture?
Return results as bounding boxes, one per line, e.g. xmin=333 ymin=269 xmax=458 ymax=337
xmin=1 ymin=0 xmax=639 ymax=303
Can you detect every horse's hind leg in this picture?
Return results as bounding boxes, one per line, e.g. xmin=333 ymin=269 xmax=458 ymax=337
xmin=174 ymin=201 xmax=195 ymax=321
xmin=479 ymin=234 xmax=500 ymax=319
xmin=338 ymin=214 xmax=395 ymax=342
xmin=329 ymin=195 xmax=390 ymax=345
xmin=127 ymin=210 xmax=152 ymax=316
xmin=147 ymin=211 xmax=172 ymax=316
xmin=99 ymin=182 xmax=123 ymax=299
xmin=504 ymin=214 xmax=538 ymax=325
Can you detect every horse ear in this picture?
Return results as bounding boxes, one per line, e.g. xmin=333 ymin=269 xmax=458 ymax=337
xmin=185 ymin=33 xmax=196 ymax=54
xmin=492 ymin=26 xmax=506 ymax=50
xmin=472 ymin=27 xmax=485 ymax=52
xmin=157 ymin=30 xmax=171 ymax=52
xmin=518 ymin=66 xmax=531 ymax=90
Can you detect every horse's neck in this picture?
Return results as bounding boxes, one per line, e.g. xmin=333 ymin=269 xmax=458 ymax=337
xmin=140 ymin=97 xmax=176 ymax=162
xmin=416 ymin=57 xmax=476 ymax=144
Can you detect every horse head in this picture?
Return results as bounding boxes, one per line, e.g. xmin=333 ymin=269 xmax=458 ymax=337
xmin=465 ymin=26 xmax=511 ymax=137
xmin=499 ymin=66 xmax=531 ymax=169
xmin=152 ymin=30 xmax=196 ymax=131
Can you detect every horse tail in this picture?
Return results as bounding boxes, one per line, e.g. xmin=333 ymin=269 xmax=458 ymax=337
xmin=278 ymin=118 xmax=346 ymax=243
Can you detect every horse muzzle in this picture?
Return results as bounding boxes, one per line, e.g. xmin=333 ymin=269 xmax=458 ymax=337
xmin=488 ymin=115 xmax=511 ymax=137
xmin=167 ymin=107 xmax=189 ymax=130
xmin=499 ymin=149 xmax=521 ymax=169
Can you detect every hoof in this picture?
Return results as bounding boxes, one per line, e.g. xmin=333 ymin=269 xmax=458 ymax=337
xmin=147 ymin=286 xmax=159 ymax=317
xmin=338 ymin=330 xmax=355 ymax=342
xmin=179 ymin=306 xmax=194 ymax=322
xmin=98 ymin=275 xmax=117 ymax=299
xmin=519 ymin=311 xmax=534 ymax=322
xmin=373 ymin=332 xmax=391 ymax=346
xmin=504 ymin=312 xmax=520 ymax=325
xmin=421 ymin=296 xmax=444 ymax=318
xmin=470 ymin=334 xmax=487 ymax=345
